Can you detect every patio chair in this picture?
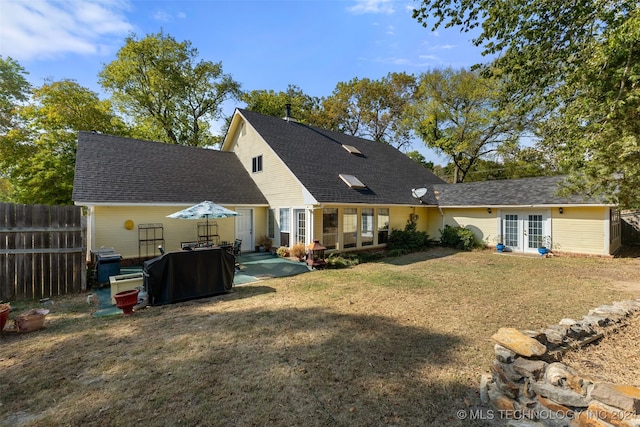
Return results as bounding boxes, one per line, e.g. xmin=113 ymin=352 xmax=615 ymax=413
xmin=232 ymin=239 xmax=242 ymax=271
xmin=232 ymin=239 xmax=242 ymax=256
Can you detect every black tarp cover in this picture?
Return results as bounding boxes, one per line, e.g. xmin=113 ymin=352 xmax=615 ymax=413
xmin=143 ymin=248 xmax=235 ymax=305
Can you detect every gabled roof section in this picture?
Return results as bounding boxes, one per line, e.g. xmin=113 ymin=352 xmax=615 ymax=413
xmin=72 ymin=132 xmax=268 ymax=205
xmin=235 ymin=109 xmax=445 ymax=205
xmin=433 ymin=176 xmax=610 ymax=207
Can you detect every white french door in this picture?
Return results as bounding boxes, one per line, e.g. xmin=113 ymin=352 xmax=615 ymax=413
xmin=502 ymin=211 xmax=547 ymax=254
xmin=293 ymin=209 xmax=306 ymax=244
xmin=235 ymin=208 xmax=253 ymax=252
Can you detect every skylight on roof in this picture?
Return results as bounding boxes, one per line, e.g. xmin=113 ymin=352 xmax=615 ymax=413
xmin=342 ymin=144 xmax=362 ymax=155
xmin=339 ymin=174 xmax=366 ymax=189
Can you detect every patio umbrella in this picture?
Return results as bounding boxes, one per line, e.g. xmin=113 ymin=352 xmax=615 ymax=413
xmin=167 ymin=201 xmax=239 ymax=241
xmin=167 ymin=201 xmax=239 ymax=221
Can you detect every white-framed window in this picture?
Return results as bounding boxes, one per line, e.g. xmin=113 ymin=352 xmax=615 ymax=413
xmin=610 ymin=209 xmax=621 ymax=242
xmin=267 ymin=209 xmax=276 ymax=239
xmin=252 ymin=155 xmax=263 ymax=173
xmin=343 ymin=208 xmax=357 ymax=248
xmin=377 ymin=208 xmax=389 ymax=244
xmin=279 ymin=208 xmax=290 ymax=247
xmin=361 ymin=208 xmax=374 ymax=246
xmin=322 ymin=208 xmax=338 ymax=249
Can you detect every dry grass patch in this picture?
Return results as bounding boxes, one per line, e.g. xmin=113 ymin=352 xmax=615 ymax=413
xmin=1 ymin=249 xmax=638 ymax=426
xmin=562 ymin=313 xmax=640 ymax=387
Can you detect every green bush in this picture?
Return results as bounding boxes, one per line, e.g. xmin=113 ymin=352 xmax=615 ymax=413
xmin=439 ymin=225 xmax=481 ymax=251
xmin=386 ymin=221 xmax=432 ymax=253
xmin=325 ymin=253 xmax=360 ymax=269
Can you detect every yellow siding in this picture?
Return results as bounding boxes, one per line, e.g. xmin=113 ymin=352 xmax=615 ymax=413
xmin=442 ymin=208 xmax=499 ymax=244
xmin=253 ymin=207 xmax=268 ymax=244
xmin=93 ymin=205 xmax=239 ymax=260
xmin=229 ymin=121 xmax=310 ymax=207
xmin=312 ymin=208 xmax=323 ymax=242
xmin=552 ymin=207 xmax=608 ymax=255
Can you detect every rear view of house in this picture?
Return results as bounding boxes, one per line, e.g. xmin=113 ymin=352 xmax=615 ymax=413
xmin=73 ymin=109 xmax=622 ymax=261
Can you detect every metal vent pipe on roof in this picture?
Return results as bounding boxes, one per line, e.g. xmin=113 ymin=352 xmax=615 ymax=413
xmin=285 ymin=103 xmax=291 ymax=120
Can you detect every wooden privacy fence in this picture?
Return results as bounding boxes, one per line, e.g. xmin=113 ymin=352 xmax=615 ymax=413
xmin=0 ymin=203 xmax=86 ymax=301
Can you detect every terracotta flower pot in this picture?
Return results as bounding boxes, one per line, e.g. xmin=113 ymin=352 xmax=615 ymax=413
xmin=114 ymin=289 xmax=139 ymax=315
xmin=0 ymin=304 xmax=10 ymax=332
xmin=14 ymin=308 xmax=49 ymax=332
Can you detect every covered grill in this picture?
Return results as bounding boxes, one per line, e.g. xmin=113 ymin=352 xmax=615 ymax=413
xmin=143 ymin=247 xmax=235 ymax=306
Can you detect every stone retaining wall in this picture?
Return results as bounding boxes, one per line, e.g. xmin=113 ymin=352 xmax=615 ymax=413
xmin=482 ymin=299 xmax=640 ymax=426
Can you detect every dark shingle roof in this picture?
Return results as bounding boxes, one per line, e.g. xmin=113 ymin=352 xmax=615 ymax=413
xmin=72 ymin=132 xmax=268 ymax=205
xmin=238 ymin=109 xmax=445 ymax=205
xmin=433 ymin=176 xmax=607 ymax=206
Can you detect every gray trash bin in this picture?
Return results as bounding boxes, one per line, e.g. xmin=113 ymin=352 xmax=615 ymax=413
xmin=96 ymin=252 xmax=122 ymax=284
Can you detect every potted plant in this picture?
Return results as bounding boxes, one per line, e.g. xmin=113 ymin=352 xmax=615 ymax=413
xmin=494 ymin=235 xmax=505 ymax=253
xmin=256 ymin=235 xmax=272 ymax=253
xmin=538 ymin=235 xmax=552 ymax=256
xmin=0 ymin=303 xmax=10 ymax=332
xmin=291 ymin=242 xmax=306 ymax=261
xmin=276 ymin=246 xmax=289 ymax=258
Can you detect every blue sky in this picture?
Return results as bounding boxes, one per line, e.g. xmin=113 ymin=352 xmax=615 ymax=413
xmin=0 ymin=0 xmax=487 ymax=164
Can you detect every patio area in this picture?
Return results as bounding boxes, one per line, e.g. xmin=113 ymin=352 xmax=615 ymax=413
xmin=93 ymin=252 xmax=312 ymax=315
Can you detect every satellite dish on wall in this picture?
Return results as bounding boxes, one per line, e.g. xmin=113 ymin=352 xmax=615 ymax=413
xmin=411 ymin=187 xmax=428 ymax=199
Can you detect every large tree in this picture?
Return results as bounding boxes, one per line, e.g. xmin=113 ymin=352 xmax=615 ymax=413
xmin=0 ymin=56 xmax=31 ymax=200
xmin=99 ymin=31 xmax=241 ymax=147
xmin=314 ymin=73 xmax=416 ymax=150
xmin=0 ymin=56 xmax=31 ymax=133
xmin=410 ymin=68 xmax=523 ymax=183
xmin=1 ymin=80 xmax=128 ymax=204
xmin=242 ymin=84 xmax=320 ymax=123
xmin=412 ymin=1 xmax=640 ymax=206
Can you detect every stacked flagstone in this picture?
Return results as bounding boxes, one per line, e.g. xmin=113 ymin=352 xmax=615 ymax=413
xmin=481 ymin=300 xmax=640 ymax=426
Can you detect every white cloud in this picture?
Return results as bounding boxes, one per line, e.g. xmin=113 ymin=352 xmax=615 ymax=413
xmin=152 ymin=8 xmax=187 ymax=22
xmin=418 ymin=54 xmax=441 ymax=62
xmin=348 ymin=0 xmax=395 ymax=15
xmin=0 ymin=0 xmax=133 ymax=61
xmin=152 ymin=10 xmax=172 ymax=22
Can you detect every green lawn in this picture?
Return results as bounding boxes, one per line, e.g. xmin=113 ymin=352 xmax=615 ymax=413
xmin=1 ymin=248 xmax=638 ymax=426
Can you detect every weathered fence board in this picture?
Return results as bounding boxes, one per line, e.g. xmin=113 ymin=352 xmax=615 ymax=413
xmin=0 ymin=203 xmax=86 ymax=301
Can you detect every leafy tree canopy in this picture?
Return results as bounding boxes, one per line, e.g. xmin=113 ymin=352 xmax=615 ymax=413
xmin=99 ymin=31 xmax=241 ymax=147
xmin=242 ymin=84 xmax=320 ymax=123
xmin=412 ymin=1 xmax=640 ymax=206
xmin=409 ymin=68 xmax=524 ymax=183
xmin=0 ymin=56 xmax=31 ymax=133
xmin=406 ymin=150 xmax=434 ymax=171
xmin=314 ymin=72 xmax=416 ymax=150
xmin=1 ymin=79 xmax=127 ymax=204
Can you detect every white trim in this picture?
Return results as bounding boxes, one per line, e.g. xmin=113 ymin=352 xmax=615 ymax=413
xmin=604 ymin=208 xmax=610 ymax=255
xmin=75 ymin=202 xmax=268 ymax=208
xmin=444 ymin=204 xmax=614 ymax=208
